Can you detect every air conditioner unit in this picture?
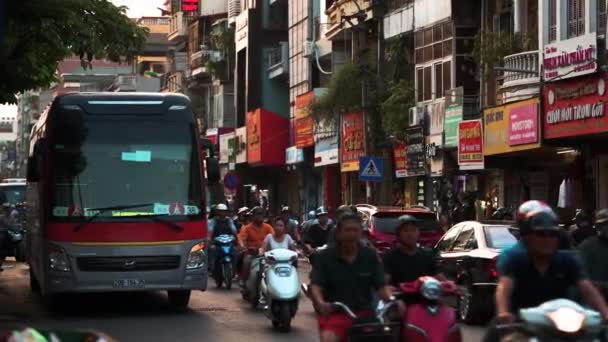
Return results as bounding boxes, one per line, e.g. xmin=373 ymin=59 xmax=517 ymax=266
xmin=408 ymin=106 xmax=422 ymax=126
xmin=303 ymin=41 xmax=315 ymax=57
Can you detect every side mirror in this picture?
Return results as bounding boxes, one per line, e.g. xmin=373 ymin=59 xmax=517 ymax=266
xmin=206 ymin=157 xmax=220 ymax=184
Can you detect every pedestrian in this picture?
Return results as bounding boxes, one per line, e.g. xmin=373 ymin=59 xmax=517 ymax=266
xmin=570 ymin=209 xmax=595 ymax=245
xmin=578 ymin=208 xmax=608 ymax=297
xmin=439 ymin=212 xmax=451 ymax=232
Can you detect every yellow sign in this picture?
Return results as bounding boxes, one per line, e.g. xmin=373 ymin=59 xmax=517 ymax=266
xmin=483 ymin=98 xmax=541 ymax=155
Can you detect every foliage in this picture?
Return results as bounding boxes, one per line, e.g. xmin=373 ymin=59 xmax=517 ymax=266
xmin=385 ymin=35 xmax=414 ymax=82
xmin=207 ymin=23 xmax=235 ymax=80
xmin=471 ymin=30 xmax=538 ymax=80
xmin=310 ymin=63 xmax=363 ymax=122
xmin=1 ymin=0 xmax=149 ymax=103
xmin=380 ymin=80 xmax=415 ymax=140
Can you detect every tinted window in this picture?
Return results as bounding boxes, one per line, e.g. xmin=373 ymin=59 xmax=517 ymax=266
xmin=484 ymin=226 xmax=519 ymax=249
xmin=436 ymin=225 xmax=462 ymax=251
xmin=50 ymin=113 xmax=202 ymax=220
xmin=372 ymin=212 xmax=439 ymax=233
xmin=452 ymin=226 xmax=475 ymax=251
xmin=0 ymin=185 xmax=26 ymax=204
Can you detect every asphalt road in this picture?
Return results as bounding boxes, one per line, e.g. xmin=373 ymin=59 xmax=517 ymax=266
xmin=0 ymin=259 xmax=486 ymax=341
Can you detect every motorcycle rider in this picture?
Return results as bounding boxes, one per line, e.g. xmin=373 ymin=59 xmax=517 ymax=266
xmin=280 ymin=206 xmax=301 ymax=242
xmin=208 ymin=204 xmax=238 ymax=274
xmin=303 ymin=207 xmax=334 ymax=258
xmin=310 ymin=211 xmax=392 ymax=342
xmin=234 ymin=207 xmax=250 ymax=233
xmin=570 ymin=209 xmax=595 ymax=245
xmin=578 ymin=208 xmax=608 ymax=297
xmin=261 ymin=217 xmax=296 ymax=253
xmin=483 ymin=200 xmax=608 ymax=342
xmin=383 ymin=215 xmax=445 ymax=287
xmin=238 ymin=206 xmax=275 ymax=286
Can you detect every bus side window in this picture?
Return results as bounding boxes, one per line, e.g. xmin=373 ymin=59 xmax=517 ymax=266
xmin=27 ymin=139 xmax=45 ymax=182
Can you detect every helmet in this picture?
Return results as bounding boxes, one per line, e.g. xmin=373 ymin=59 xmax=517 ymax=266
xmin=316 ymin=206 xmax=329 ymax=216
xmin=281 ymin=206 xmax=290 ymax=213
xmin=596 ymin=208 xmax=608 ymax=225
xmin=249 ymin=206 xmax=265 ymax=216
xmin=215 ymin=203 xmax=229 ymax=211
xmin=308 ymin=210 xmax=316 ymax=219
xmin=237 ymin=207 xmax=250 ymax=215
xmin=396 ymin=214 xmax=420 ymax=233
xmin=573 ymin=209 xmax=590 ymax=223
xmin=516 ymin=200 xmax=559 ymax=234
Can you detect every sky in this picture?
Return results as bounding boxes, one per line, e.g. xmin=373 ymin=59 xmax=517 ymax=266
xmin=0 ymin=104 xmax=17 ymax=119
xmin=111 ymin=0 xmax=166 ymax=18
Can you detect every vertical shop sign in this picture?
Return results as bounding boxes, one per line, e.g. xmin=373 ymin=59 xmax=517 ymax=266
xmin=340 ymin=112 xmax=366 ymax=172
xmin=295 ymin=92 xmax=315 ymax=148
xmin=405 ymin=126 xmax=425 ymax=176
xmin=444 ymin=87 xmax=463 ymax=147
xmin=393 ymin=143 xmax=407 ymax=178
xmin=458 ymin=119 xmax=484 ymax=170
xmin=509 ymin=103 xmax=539 ymax=146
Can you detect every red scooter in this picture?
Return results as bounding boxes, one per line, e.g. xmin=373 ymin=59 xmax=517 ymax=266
xmin=397 ymin=276 xmax=462 ymax=342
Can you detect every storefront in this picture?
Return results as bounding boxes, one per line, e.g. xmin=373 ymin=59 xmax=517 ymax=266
xmin=340 ymin=112 xmax=366 ymax=204
xmin=314 ymin=116 xmax=340 ymax=212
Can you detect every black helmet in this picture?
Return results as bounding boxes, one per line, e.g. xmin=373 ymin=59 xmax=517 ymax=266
xmin=249 ymin=206 xmax=265 ymax=216
xmin=281 ymin=206 xmax=290 ymax=213
xmin=396 ymin=214 xmax=420 ymax=233
xmin=516 ymin=200 xmax=559 ymax=234
xmin=573 ymin=209 xmax=590 ymax=223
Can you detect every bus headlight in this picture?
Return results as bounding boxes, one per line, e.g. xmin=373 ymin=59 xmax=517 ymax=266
xmin=48 ymin=244 xmax=71 ymax=272
xmin=186 ymin=242 xmax=206 ymax=269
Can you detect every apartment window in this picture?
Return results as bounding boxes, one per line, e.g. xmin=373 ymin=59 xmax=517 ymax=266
xmin=418 ymin=61 xmax=451 ymax=102
xmin=415 ymin=22 xmax=453 ymax=64
xmin=423 ymin=67 xmax=432 ymax=101
xmin=599 ymin=0 xmax=607 ymax=36
xmin=567 ymin=0 xmax=585 ymax=38
xmin=416 ymin=68 xmax=424 ymax=102
xmin=549 ymin=0 xmax=557 ymax=41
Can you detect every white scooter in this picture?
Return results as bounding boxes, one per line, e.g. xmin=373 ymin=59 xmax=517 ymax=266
xmin=259 ymin=248 xmax=300 ymax=332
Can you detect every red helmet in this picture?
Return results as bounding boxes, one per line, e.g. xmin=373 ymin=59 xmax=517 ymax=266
xmin=516 ymin=200 xmax=559 ymax=234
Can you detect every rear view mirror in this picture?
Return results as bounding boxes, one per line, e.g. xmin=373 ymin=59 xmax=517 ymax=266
xmin=206 ymin=157 xmax=220 ymax=184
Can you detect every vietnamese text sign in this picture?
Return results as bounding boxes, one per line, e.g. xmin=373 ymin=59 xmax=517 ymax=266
xmin=295 ymin=91 xmax=315 ymax=148
xmin=405 ymin=126 xmax=425 ymax=176
xmin=458 ymin=119 xmax=484 ymax=170
xmin=314 ymin=118 xmax=339 ymax=167
xmin=341 ymin=112 xmax=366 ymax=172
xmin=234 ymin=127 xmax=247 ymax=163
xmin=543 ymin=73 xmax=608 ymax=139
xmin=393 ymin=143 xmax=407 ymax=178
xmin=444 ymin=87 xmax=463 ymax=147
xmin=543 ymin=33 xmax=597 ymax=81
xmin=219 ymin=132 xmax=235 ymax=164
xmin=483 ymin=98 xmax=541 ymax=155
xmin=509 ymin=103 xmax=539 ymax=146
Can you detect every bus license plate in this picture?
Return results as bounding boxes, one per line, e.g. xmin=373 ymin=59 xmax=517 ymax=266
xmin=112 ymin=279 xmax=145 ymax=288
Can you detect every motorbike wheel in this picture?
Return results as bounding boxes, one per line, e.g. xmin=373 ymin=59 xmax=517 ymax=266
xmin=277 ymin=302 xmax=292 ymax=333
xmin=223 ymin=263 xmax=233 ymax=290
xmin=214 ymin=264 xmax=224 ymax=288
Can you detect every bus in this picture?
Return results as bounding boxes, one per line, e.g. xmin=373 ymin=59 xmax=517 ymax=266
xmin=25 ymin=93 xmax=216 ymax=308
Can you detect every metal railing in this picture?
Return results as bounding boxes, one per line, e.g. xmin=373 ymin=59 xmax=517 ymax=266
xmin=502 ymin=50 xmax=540 ymax=86
xmin=169 ymin=12 xmax=191 ymax=40
xmin=138 ymin=17 xmax=170 ymax=26
xmin=161 ymin=72 xmax=184 ymax=93
xmin=190 ymin=50 xmax=205 ymax=69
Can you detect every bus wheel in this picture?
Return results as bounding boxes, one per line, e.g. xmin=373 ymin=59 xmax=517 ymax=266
xmin=29 ymin=267 xmax=40 ymax=293
xmin=168 ymin=290 xmax=191 ymax=309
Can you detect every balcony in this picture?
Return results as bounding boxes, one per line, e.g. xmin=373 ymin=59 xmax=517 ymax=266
xmin=267 ymin=42 xmax=288 ymax=79
xmin=502 ymin=50 xmax=540 ymax=87
xmin=169 ymin=12 xmax=192 ymax=42
xmin=161 ymin=72 xmax=184 ymax=93
xmin=325 ymin=0 xmax=373 ymax=40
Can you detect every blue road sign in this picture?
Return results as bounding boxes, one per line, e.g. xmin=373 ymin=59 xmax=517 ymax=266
xmin=224 ymin=172 xmax=240 ymax=190
xmin=359 ymin=156 xmax=384 ymax=182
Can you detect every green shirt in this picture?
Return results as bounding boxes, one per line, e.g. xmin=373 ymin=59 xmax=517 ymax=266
xmin=310 ymin=246 xmax=386 ymax=311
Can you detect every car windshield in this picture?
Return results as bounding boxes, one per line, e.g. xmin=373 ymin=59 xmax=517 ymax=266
xmin=0 ymin=185 xmax=26 ymax=204
xmin=484 ymin=226 xmax=519 ymax=249
xmin=50 ymin=116 xmax=202 ymax=220
xmin=371 ymin=212 xmax=439 ymax=233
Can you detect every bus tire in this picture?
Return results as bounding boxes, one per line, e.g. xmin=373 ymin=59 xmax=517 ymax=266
xmin=168 ymin=290 xmax=191 ymax=309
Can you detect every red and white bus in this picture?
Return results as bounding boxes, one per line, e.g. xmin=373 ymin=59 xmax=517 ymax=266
xmin=26 ymin=93 xmax=216 ymax=308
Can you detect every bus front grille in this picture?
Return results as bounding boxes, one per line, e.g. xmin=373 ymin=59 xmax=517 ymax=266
xmin=76 ymin=256 xmax=181 ymax=272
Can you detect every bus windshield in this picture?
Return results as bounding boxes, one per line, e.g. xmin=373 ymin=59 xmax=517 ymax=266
xmin=50 ymin=117 xmax=202 ymax=220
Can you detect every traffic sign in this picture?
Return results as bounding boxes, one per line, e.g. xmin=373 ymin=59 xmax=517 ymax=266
xmin=359 ymin=156 xmax=384 ymax=182
xmin=224 ymin=172 xmax=240 ymax=190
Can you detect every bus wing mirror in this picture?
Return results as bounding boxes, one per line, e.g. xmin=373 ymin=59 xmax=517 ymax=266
xmin=206 ymin=157 xmax=220 ymax=184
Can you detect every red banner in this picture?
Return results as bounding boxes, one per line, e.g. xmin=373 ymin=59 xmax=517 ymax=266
xmin=295 ymin=92 xmax=315 ymax=148
xmin=341 ymin=112 xmax=366 ymax=172
xmin=181 ymin=0 xmax=199 ymax=12
xmin=458 ymin=119 xmax=484 ymax=170
xmin=543 ymin=73 xmax=608 ymax=139
xmin=393 ymin=143 xmax=407 ymax=178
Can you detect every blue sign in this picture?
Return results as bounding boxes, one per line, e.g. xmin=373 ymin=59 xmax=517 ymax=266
xmin=359 ymin=156 xmax=384 ymax=182
xmin=224 ymin=172 xmax=240 ymax=190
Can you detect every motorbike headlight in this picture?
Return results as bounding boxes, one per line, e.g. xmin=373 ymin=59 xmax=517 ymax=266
xmin=186 ymin=242 xmax=206 ymax=269
xmin=547 ymin=307 xmax=586 ymax=333
xmin=48 ymin=244 xmax=71 ymax=272
xmin=420 ymin=278 xmax=442 ymax=301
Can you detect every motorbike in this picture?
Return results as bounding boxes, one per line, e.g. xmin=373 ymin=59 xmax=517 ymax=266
xmin=0 ymin=223 xmax=24 ymax=267
xmin=0 ymin=327 xmax=115 ymax=342
xmin=496 ymin=298 xmax=606 ymax=341
xmin=241 ymin=248 xmax=264 ymax=308
xmin=212 ymin=234 xmax=236 ymax=289
xmin=259 ymin=248 xmax=300 ymax=332
xmin=331 ymin=301 xmax=401 ymax=342
xmin=300 ymin=244 xmax=328 ymax=297
xmin=397 ymin=276 xmax=462 ymax=342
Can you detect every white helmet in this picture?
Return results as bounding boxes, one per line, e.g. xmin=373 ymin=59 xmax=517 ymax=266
xmin=215 ymin=203 xmax=229 ymax=211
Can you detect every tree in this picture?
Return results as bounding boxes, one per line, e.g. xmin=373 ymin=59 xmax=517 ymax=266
xmin=380 ymin=79 xmax=415 ymax=140
xmin=0 ymin=0 xmax=149 ymax=103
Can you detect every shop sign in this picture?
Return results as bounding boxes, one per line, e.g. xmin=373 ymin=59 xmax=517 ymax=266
xmin=340 ymin=112 xmax=366 ymax=172
xmin=181 ymin=0 xmax=199 ymax=12
xmin=543 ymin=33 xmax=597 ymax=81
xmin=458 ymin=119 xmax=484 ymax=170
xmin=234 ymin=126 xmax=247 ymax=164
xmin=295 ymin=92 xmax=315 ymax=148
xmin=314 ymin=118 xmax=339 ymax=167
xmin=483 ymin=98 xmax=541 ymax=155
xmin=285 ymin=146 xmax=304 ymax=164
xmin=393 ymin=143 xmax=407 ymax=178
xmin=428 ymin=99 xmax=445 ymax=137
xmin=247 ymin=108 xmax=289 ymax=166
xmin=405 ymin=126 xmax=425 ymax=176
xmin=429 ymin=135 xmax=444 ymax=176
xmin=236 ymin=11 xmax=248 ymax=51
xmin=219 ymin=132 xmax=235 ymax=164
xmin=543 ymin=73 xmax=608 ymax=139
xmin=444 ymin=87 xmax=463 ymax=147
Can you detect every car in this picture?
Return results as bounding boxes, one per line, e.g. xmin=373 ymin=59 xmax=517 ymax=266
xmin=0 ymin=181 xmax=26 ymax=205
xmin=434 ymin=221 xmax=520 ymax=323
xmin=355 ymin=204 xmax=444 ymax=255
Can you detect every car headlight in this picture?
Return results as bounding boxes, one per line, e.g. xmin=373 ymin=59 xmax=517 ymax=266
xmin=186 ymin=242 xmax=206 ymax=269
xmin=547 ymin=307 xmax=586 ymax=333
xmin=48 ymin=243 xmax=71 ymax=272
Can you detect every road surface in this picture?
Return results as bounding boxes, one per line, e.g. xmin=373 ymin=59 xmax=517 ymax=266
xmin=0 ymin=259 xmax=486 ymax=341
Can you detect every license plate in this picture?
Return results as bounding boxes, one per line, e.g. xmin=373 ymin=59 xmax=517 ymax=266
xmin=112 ymin=279 xmax=145 ymax=288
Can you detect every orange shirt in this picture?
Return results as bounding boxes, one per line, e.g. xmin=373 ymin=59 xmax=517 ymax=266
xmin=238 ymin=223 xmax=275 ymax=248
